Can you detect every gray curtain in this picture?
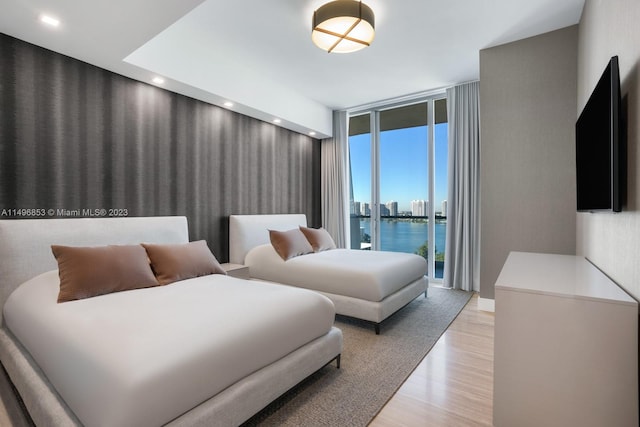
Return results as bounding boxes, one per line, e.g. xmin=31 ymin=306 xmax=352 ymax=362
xmin=321 ymin=110 xmax=349 ymax=248
xmin=444 ymin=82 xmax=480 ymax=291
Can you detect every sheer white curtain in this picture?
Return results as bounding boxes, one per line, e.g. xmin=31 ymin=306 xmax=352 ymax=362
xmin=444 ymin=82 xmax=480 ymax=291
xmin=321 ymin=110 xmax=349 ymax=248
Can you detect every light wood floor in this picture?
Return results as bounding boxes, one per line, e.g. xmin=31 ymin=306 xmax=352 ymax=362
xmin=370 ymin=292 xmax=495 ymax=426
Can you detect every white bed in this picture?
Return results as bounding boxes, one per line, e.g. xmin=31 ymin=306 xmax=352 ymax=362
xmin=229 ymin=214 xmax=428 ymax=334
xmin=0 ymin=216 xmax=342 ymax=427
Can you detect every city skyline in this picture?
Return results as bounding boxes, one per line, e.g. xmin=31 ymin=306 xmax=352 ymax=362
xmin=352 ymin=198 xmax=447 ymax=216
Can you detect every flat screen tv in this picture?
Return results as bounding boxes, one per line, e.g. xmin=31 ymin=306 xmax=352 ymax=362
xmin=575 ymin=55 xmax=623 ymax=212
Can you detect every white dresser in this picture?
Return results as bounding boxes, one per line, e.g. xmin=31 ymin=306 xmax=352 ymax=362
xmin=493 ymin=252 xmax=638 ymax=427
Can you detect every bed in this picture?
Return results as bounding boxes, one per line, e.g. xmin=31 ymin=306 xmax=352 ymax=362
xmin=0 ymin=216 xmax=342 ymax=427
xmin=229 ymin=214 xmax=428 ymax=334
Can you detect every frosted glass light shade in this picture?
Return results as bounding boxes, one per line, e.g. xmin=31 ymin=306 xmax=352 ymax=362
xmin=312 ymin=1 xmax=375 ymax=53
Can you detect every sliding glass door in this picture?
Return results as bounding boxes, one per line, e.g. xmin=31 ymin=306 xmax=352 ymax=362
xmin=348 ymin=96 xmax=448 ymax=281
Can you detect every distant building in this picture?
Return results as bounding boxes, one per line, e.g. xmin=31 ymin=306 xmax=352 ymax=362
xmin=380 ymin=204 xmax=390 ymax=217
xmin=361 ymin=202 xmax=370 ymax=216
xmin=441 ymin=200 xmax=447 ymax=217
xmin=385 ymin=201 xmax=398 ymax=216
xmin=411 ymin=200 xmax=428 ymax=216
xmin=353 ymin=201 xmax=361 ymax=216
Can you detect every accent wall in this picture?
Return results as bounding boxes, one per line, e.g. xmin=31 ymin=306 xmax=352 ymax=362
xmin=0 ymin=33 xmax=321 ymax=261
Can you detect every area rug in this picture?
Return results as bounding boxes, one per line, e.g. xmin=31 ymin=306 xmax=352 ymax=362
xmin=242 ymin=287 xmax=473 ymax=427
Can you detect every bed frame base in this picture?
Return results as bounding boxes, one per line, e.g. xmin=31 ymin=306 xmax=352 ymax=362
xmin=354 ymin=289 xmax=427 ymax=335
xmin=253 ymin=275 xmax=428 ymax=335
xmin=0 ymin=326 xmax=343 ymax=427
xmin=320 ymin=276 xmax=428 ymax=333
xmin=379 ymin=284 xmax=429 ymax=334
xmin=338 ymin=282 xmax=429 ymax=335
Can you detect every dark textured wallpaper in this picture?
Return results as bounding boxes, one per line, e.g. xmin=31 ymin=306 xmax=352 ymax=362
xmin=0 ymin=33 xmax=321 ymax=261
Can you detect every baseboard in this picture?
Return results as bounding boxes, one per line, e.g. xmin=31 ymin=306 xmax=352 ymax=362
xmin=478 ymin=297 xmax=495 ymax=313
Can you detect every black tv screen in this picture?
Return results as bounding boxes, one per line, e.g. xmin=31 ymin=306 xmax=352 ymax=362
xmin=576 ymin=55 xmax=622 ymax=212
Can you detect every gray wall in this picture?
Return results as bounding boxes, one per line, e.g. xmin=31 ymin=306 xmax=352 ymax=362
xmin=0 ymin=33 xmax=321 ymax=261
xmin=479 ymin=26 xmax=578 ymax=299
xmin=576 ymin=0 xmax=640 ymax=300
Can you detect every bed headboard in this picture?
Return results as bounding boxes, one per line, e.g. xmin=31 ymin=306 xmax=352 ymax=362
xmin=0 ymin=216 xmax=189 ymax=326
xmin=229 ymin=214 xmax=307 ymax=265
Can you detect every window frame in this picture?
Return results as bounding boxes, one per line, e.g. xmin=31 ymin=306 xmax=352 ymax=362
xmin=347 ymin=91 xmax=447 ymax=281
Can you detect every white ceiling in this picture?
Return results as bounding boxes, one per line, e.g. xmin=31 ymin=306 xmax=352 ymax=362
xmin=1 ymin=0 xmax=585 ymax=137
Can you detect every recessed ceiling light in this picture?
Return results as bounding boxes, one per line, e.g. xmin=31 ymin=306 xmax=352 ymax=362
xmin=40 ymin=14 xmax=60 ymax=28
xmin=309 ymin=131 xmax=317 ymax=136
xmin=152 ymin=77 xmax=165 ymax=85
xmin=223 ymin=101 xmax=234 ymax=107
xmin=273 ymin=119 xmax=282 ymax=124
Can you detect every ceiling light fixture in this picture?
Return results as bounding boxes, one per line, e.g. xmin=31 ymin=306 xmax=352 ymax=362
xmin=223 ymin=101 xmax=234 ymax=107
xmin=312 ymin=0 xmax=375 ymax=53
xmin=273 ymin=119 xmax=282 ymax=124
xmin=152 ymin=77 xmax=165 ymax=85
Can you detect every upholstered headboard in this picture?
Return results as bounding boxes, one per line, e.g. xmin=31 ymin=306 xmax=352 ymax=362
xmin=229 ymin=214 xmax=307 ymax=265
xmin=0 ymin=216 xmax=189 ymax=326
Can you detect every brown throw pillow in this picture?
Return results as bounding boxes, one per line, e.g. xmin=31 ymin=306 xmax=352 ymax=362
xmin=269 ymin=228 xmax=314 ymax=261
xmin=52 ymin=244 xmax=159 ymax=303
xmin=299 ymin=226 xmax=337 ymax=252
xmin=142 ymin=240 xmax=226 ymax=286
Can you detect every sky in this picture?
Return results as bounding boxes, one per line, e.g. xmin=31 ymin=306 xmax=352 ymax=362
xmin=349 ymin=123 xmax=448 ymax=213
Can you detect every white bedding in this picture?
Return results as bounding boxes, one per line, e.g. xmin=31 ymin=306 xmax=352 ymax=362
xmin=3 ymin=270 xmax=336 ymax=427
xmin=245 ymin=244 xmax=427 ymax=302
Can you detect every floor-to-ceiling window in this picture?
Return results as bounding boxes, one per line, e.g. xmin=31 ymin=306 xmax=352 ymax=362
xmin=348 ymin=96 xmax=448 ymax=280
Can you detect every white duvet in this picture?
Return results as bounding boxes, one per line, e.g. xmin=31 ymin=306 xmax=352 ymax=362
xmin=245 ymin=245 xmax=427 ymax=302
xmin=3 ymin=271 xmax=335 ymax=427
